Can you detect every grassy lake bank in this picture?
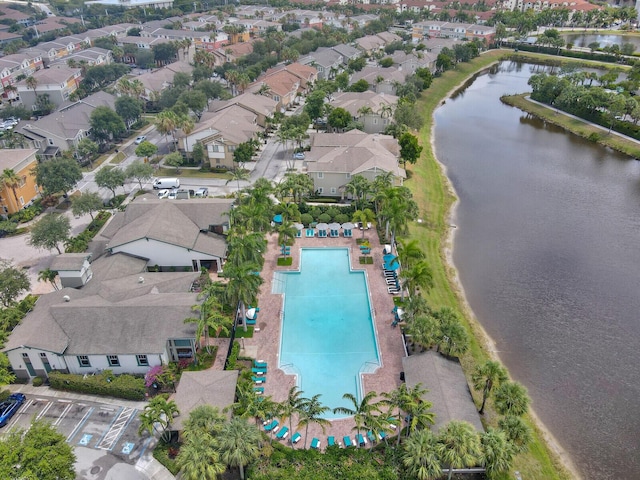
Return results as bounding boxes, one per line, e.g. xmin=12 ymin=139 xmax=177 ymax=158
xmin=405 ymin=49 xmax=576 ymax=479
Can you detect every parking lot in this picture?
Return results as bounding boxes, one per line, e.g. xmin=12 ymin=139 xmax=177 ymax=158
xmin=1 ymin=394 xmax=152 ymax=479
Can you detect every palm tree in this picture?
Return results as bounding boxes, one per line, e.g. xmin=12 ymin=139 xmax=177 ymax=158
xmin=497 ymin=415 xmax=533 ymax=454
xmin=226 ymin=232 xmax=267 ymax=268
xmin=437 ymin=420 xmax=482 ymax=480
xmin=402 ymin=429 xmax=442 ymax=480
xmin=138 ymin=396 xmax=179 ymax=442
xmin=181 ymin=405 xmax=225 ymax=441
xmin=218 ymin=417 xmax=262 ymax=480
xmin=399 ymin=260 xmax=434 ymax=299
xmin=396 ymin=239 xmax=425 ymax=270
xmin=279 ymin=386 xmax=306 ymax=444
xmin=352 ymin=208 xmax=375 ymax=239
xmin=471 ymin=360 xmax=508 ymax=415
xmin=155 ymin=111 xmax=179 ymax=149
xmin=185 ymin=293 xmax=229 ymax=354
xmin=493 ymin=381 xmax=531 ymax=417
xmin=1 ymin=168 xmax=21 ymax=211
xmin=277 ymin=220 xmax=298 ymax=253
xmin=298 ymin=394 xmax=330 ymax=449
xmin=382 ymin=383 xmax=409 ymax=445
xmin=176 ymin=431 xmax=225 ymax=480
xmin=333 ymin=391 xmax=382 ymax=438
xmin=406 ymin=313 xmax=440 ymax=352
xmin=222 ymin=262 xmax=263 ymax=332
xmin=405 ymin=397 xmax=435 ymax=437
xmin=226 ymin=168 xmax=250 ymax=200
xmin=25 ymin=76 xmax=37 ymax=97
xmin=480 ymin=427 xmax=515 ymax=478
xmin=345 ymin=174 xmax=371 ymax=210
xmin=37 ymin=268 xmax=59 ymax=291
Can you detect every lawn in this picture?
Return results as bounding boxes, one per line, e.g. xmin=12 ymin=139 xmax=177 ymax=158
xmin=407 ymin=49 xmax=573 ymax=480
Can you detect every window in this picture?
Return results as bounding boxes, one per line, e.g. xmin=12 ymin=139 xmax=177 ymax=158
xmin=228 ymin=145 xmax=236 ymax=152
xmin=107 ymin=355 xmax=120 ymax=367
xmin=345 ymin=173 xmax=351 ymax=179
xmin=373 ymin=118 xmax=378 ymax=124
xmin=77 ymin=355 xmax=90 ymax=367
xmin=136 ymin=355 xmax=149 ymax=366
xmin=317 ymin=172 xmax=324 ymax=179
xmin=19 ymin=196 xmax=24 ymax=205
xmin=318 ymin=187 xmax=323 ymax=194
xmin=330 ymin=187 xmax=336 ymax=194
xmin=273 ymin=95 xmax=280 ymax=102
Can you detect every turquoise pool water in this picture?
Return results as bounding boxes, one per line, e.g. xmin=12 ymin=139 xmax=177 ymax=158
xmin=274 ymin=248 xmax=380 ymax=418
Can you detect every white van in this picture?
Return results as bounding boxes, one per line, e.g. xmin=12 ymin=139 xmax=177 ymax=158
xmin=153 ymin=178 xmax=180 ymax=189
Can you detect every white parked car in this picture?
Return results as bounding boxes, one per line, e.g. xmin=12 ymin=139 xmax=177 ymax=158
xmin=194 ymin=187 xmax=209 ymax=197
xmin=157 ymin=189 xmax=170 ymax=199
xmin=135 ymin=135 xmax=147 ymax=144
xmin=167 ymin=190 xmax=178 ymax=200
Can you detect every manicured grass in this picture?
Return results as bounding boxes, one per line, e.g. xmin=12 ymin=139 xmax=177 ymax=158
xmin=277 ymin=257 xmax=293 ymax=266
xmin=234 ymin=327 xmax=255 ymax=339
xmin=502 ymin=93 xmax=640 ymax=158
xmin=408 ymin=50 xmax=572 ymax=480
xmin=154 ymin=167 xmax=232 ymax=179
xmin=109 ymin=151 xmax=127 ymax=164
xmin=359 ymin=256 xmax=373 ymax=264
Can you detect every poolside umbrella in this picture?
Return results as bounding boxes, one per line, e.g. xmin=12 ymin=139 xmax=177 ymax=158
xmin=316 ymin=222 xmax=329 ymax=232
xmin=246 ymin=308 xmax=257 ymax=320
xmin=328 ymin=222 xmax=341 ymax=231
xmin=294 ymin=222 xmax=304 ymax=231
xmin=273 ymin=214 xmax=283 ymax=225
xmin=383 ymin=254 xmax=399 ymax=271
xmin=342 ymin=222 xmax=355 ymax=230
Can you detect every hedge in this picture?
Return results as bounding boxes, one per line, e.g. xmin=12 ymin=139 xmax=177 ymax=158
xmin=48 ymin=371 xmax=146 ymax=400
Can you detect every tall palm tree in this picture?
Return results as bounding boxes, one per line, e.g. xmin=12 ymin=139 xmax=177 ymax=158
xmin=222 ymin=262 xmax=263 ymax=332
xmin=402 ymin=429 xmax=442 ymax=480
xmin=37 ymin=268 xmax=59 ymax=291
xmin=155 ymin=111 xmax=179 ymax=150
xmin=226 ymin=232 xmax=267 ymax=268
xmin=333 ymin=391 xmax=382 ymax=438
xmin=279 ymin=386 xmax=306 ymax=444
xmin=497 ymin=415 xmax=533 ymax=454
xmin=406 ymin=313 xmax=440 ymax=352
xmin=405 ymin=397 xmax=435 ymax=437
xmin=396 ymin=239 xmax=425 ymax=270
xmin=382 ymin=383 xmax=409 ymax=445
xmin=25 ymin=76 xmax=38 ymax=98
xmin=437 ymin=420 xmax=482 ymax=480
xmin=138 ymin=396 xmax=179 ymax=442
xmin=480 ymin=427 xmax=515 ymax=478
xmin=493 ymin=381 xmax=531 ymax=417
xmin=277 ymin=220 xmax=298 ymax=252
xmin=345 ymin=174 xmax=371 ymax=211
xmin=352 ymin=208 xmax=375 ymax=239
xmin=185 ymin=294 xmax=229 ymax=354
xmin=400 ymin=260 xmax=434 ymax=299
xmin=471 ymin=360 xmax=508 ymax=415
xmin=218 ymin=417 xmax=262 ymax=480
xmin=226 ymin=168 xmax=250 ymax=200
xmin=1 ymin=169 xmax=21 ymax=211
xmin=181 ymin=405 xmax=225 ymax=441
xmin=298 ymin=394 xmax=330 ymax=449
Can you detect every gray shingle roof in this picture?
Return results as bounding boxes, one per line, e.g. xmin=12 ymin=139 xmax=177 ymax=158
xmin=50 ymin=253 xmax=92 ymax=272
xmin=402 ymin=351 xmax=484 ymax=433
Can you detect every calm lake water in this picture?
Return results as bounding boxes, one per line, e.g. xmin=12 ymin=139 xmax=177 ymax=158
xmin=434 ymin=61 xmax=640 ymax=480
xmin=562 ymin=33 xmax=640 ymax=49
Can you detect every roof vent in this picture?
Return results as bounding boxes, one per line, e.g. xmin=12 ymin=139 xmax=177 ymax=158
xmin=63 ymin=295 xmax=71 ymax=302
xmin=138 ymin=276 xmax=144 ymax=284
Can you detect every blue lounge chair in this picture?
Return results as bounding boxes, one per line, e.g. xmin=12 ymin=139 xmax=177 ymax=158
xmin=367 ymin=431 xmax=376 ymax=443
xmin=254 ymin=360 xmax=268 ymax=369
xmin=356 ymin=433 xmax=366 ymax=447
xmin=291 ymin=432 xmax=302 ymax=444
xmin=318 ymin=230 xmax=327 ymax=238
xmin=253 ymin=386 xmax=264 ymax=394
xmin=252 ymin=367 xmax=266 ymax=375
xmin=276 ymin=426 xmax=289 ymax=440
xmin=378 ymin=431 xmax=387 ymax=441
xmin=328 ymin=436 xmax=335 ymax=446
xmin=343 ymin=229 xmax=352 ymax=237
xmin=310 ymin=438 xmax=320 ymax=449
xmin=343 ymin=436 xmax=352 ymax=447
xmin=305 ymin=228 xmax=315 ymax=237
xmin=252 ymin=375 xmax=265 ymax=384
xmin=264 ymin=419 xmax=278 ymax=432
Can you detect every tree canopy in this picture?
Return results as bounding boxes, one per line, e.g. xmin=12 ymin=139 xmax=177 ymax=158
xmin=0 ymin=260 xmax=30 ymax=307
xmin=89 ymin=106 xmax=126 ymax=143
xmin=28 ymin=214 xmax=71 ymax=254
xmin=71 ymin=191 xmax=103 ymax=220
xmin=34 ymin=157 xmax=82 ymax=197
xmin=95 ymin=167 xmax=126 ymax=201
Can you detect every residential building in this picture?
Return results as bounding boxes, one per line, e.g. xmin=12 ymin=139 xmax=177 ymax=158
xmin=329 ymin=91 xmax=398 ymax=134
xmin=50 ymin=253 xmax=94 ymax=289
xmin=179 ymin=105 xmax=261 ymax=170
xmin=16 ymin=65 xmax=82 ymax=110
xmin=0 ymin=52 xmax=44 ymax=101
xmin=85 ymin=0 xmax=174 ymax=9
xmin=300 ymin=47 xmax=343 ymax=80
xmin=0 ymin=149 xmax=40 ymax=216
xmin=412 ymin=21 xmax=496 ymax=43
xmin=0 ymin=31 xmax=22 ymax=46
xmin=50 ymin=48 xmax=113 ymax=69
xmin=15 ymin=91 xmax=117 ymax=158
xmin=251 ymin=62 xmax=317 ymax=111
xmin=355 ymin=32 xmax=403 ymax=54
xmin=98 ymin=195 xmax=233 ymax=272
xmin=3 ymin=253 xmax=199 ymax=380
xmin=305 ymin=130 xmax=405 ymax=198
xmin=350 ymin=66 xmax=407 ymax=95
xmin=209 ymin=92 xmax=278 ymax=128
xmin=389 ymin=50 xmax=437 ymax=73
xmin=135 ymin=61 xmax=194 ymax=100
xmin=331 ymin=44 xmax=361 ymax=65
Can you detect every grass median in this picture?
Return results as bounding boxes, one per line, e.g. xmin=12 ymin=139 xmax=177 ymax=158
xmin=406 ymin=49 xmax=573 ymax=480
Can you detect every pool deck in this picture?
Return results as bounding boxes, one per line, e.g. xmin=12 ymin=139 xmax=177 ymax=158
xmin=240 ymin=230 xmax=406 ymax=447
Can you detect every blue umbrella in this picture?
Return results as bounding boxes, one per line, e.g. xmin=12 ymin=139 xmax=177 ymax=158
xmin=383 ymin=254 xmax=399 ymax=271
xmin=273 ymin=214 xmax=283 ymax=224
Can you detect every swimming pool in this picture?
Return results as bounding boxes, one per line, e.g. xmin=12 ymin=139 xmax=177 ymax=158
xmin=274 ymin=248 xmax=380 ymax=419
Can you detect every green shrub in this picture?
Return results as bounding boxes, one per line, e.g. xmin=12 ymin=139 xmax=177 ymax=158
xmin=334 ymin=213 xmax=350 ymax=224
xmin=318 ymin=213 xmax=331 ymax=223
xmin=48 ymin=371 xmax=145 ymax=400
xmin=300 ymin=213 xmax=313 ymax=226
xmin=153 ymin=440 xmax=180 ymax=475
xmin=588 ymin=132 xmax=601 ymax=142
xmin=225 ymin=340 xmax=240 ymax=370
xmin=32 ymin=377 xmax=44 ymax=387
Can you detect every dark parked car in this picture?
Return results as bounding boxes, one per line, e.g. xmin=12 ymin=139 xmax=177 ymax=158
xmin=0 ymin=393 xmax=26 ymax=427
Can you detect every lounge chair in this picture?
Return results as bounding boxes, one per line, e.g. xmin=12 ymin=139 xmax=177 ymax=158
xmin=356 ymin=433 xmax=367 ymax=446
xmin=310 ymin=438 xmax=320 ymax=449
xmin=343 ymin=436 xmax=353 ymax=447
xmin=276 ymin=426 xmax=289 ymax=440
xmin=386 ymin=278 xmax=399 ymax=286
xmin=343 ymin=229 xmax=352 ymax=237
xmin=328 ymin=436 xmax=335 ymax=447
xmin=254 ymin=360 xmax=268 ymax=369
xmin=253 ymin=386 xmax=264 ymax=394
xmin=264 ymin=419 xmax=279 ymax=432
xmin=252 ymin=376 xmax=265 ymax=384
xmin=252 ymin=367 xmax=266 ymax=375
xmin=378 ymin=431 xmax=387 ymax=441
xmin=291 ymin=432 xmax=302 ymax=444
xmin=305 ymin=229 xmax=315 ymax=237
xmin=388 ymin=287 xmax=401 ymax=294
xmin=367 ymin=431 xmax=376 ymax=443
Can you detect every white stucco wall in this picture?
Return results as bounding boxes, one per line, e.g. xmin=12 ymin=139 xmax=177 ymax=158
xmin=110 ymin=238 xmax=219 ymax=269
xmin=64 ymin=352 xmax=164 ymax=375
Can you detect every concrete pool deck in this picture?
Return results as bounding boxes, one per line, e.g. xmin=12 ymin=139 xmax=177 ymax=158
xmin=239 ymin=230 xmax=406 ymax=446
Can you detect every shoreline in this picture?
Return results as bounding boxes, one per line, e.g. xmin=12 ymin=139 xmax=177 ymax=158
xmin=420 ymin=56 xmax=582 ymax=479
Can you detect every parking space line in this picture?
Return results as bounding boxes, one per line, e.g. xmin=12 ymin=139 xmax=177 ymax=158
xmin=96 ymin=407 xmax=136 ymax=451
xmin=35 ymin=401 xmax=53 ymax=420
xmin=94 ymin=406 xmax=123 ymax=450
xmin=67 ymin=407 xmax=95 ymax=443
xmin=3 ymin=399 xmax=34 ymax=434
xmin=53 ymin=402 xmax=74 ymax=426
